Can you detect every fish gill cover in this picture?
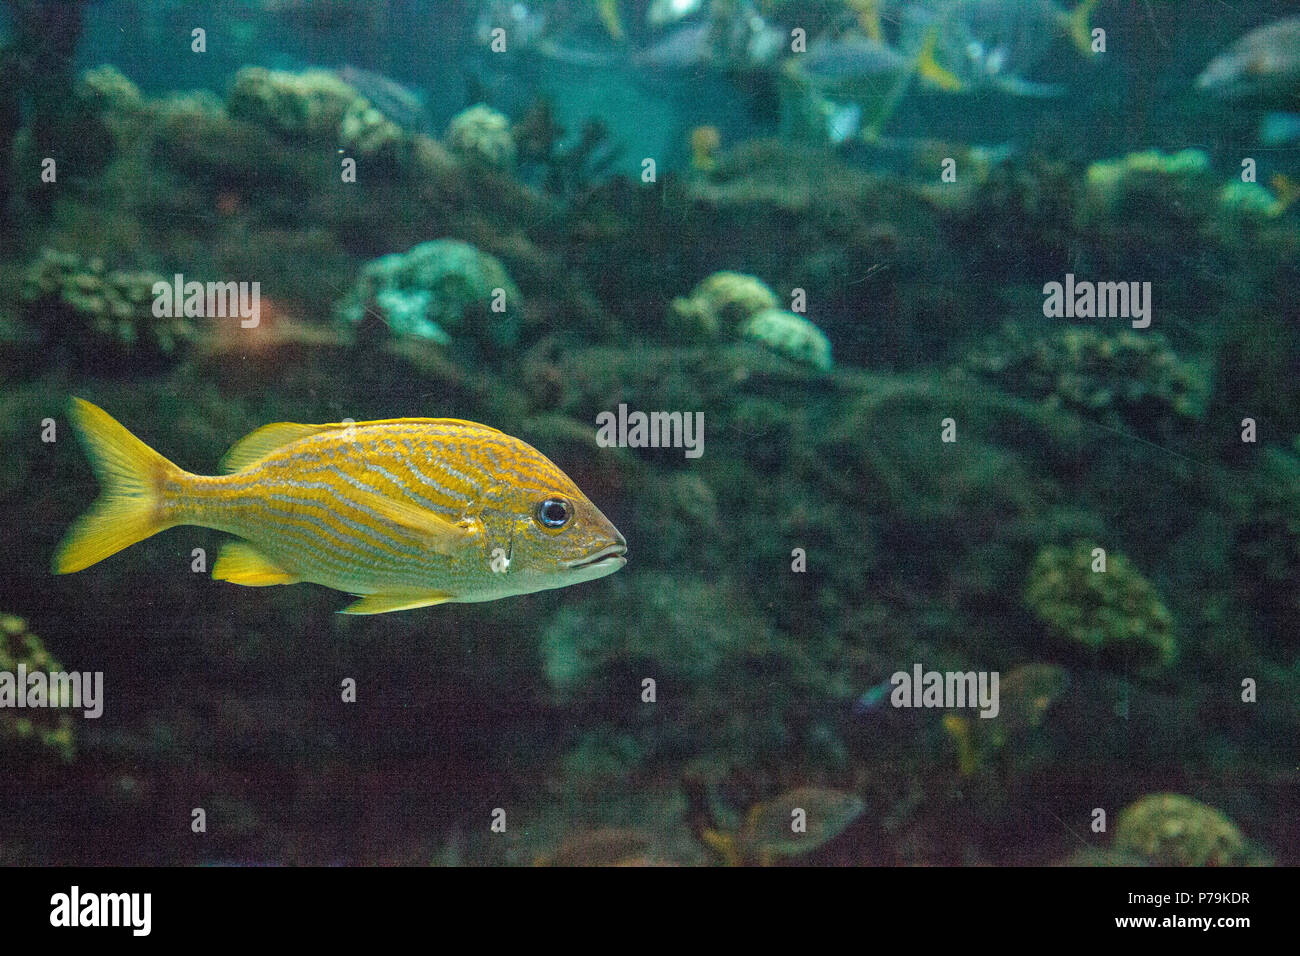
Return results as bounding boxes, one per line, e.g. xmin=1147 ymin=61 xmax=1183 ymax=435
xmin=0 ymin=0 xmax=1294 ymax=884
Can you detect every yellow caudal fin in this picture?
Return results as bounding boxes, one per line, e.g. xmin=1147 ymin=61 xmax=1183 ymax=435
xmin=916 ymin=27 xmax=963 ymax=93
xmin=1060 ymin=0 xmax=1099 ymax=57
xmin=53 ymin=398 xmax=182 ymax=574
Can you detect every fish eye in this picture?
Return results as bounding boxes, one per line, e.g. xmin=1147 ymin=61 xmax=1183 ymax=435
xmin=535 ymin=497 xmax=572 ymax=529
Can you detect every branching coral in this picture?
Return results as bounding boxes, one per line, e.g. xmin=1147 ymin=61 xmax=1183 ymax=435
xmin=0 ymin=615 xmax=75 ymax=762
xmin=1024 ymin=541 xmax=1176 ymax=671
xmin=965 ymin=324 xmax=1208 ymax=435
xmin=1114 ymin=794 xmax=1251 ymax=866
xmin=20 ymin=248 xmax=193 ymax=369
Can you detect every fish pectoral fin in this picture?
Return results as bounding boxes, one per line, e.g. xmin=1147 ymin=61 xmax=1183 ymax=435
xmin=212 ymin=541 xmax=301 ymax=586
xmin=352 ymin=489 xmax=479 ymax=555
xmin=340 ymin=590 xmax=455 ymax=615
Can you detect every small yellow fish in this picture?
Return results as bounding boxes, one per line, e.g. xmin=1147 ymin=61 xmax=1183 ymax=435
xmin=594 ymin=0 xmax=624 ymax=42
xmin=689 ymin=124 xmax=721 ymax=171
xmin=54 ymin=399 xmax=627 ymax=613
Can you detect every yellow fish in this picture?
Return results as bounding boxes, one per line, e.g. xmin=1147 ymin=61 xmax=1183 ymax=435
xmin=54 ymin=399 xmax=627 ymax=614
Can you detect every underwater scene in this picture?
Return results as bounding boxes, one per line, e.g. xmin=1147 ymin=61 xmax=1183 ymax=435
xmin=0 ymin=0 xmax=1296 ymax=870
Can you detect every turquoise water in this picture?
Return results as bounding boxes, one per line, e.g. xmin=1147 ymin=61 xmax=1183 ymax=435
xmin=0 ymin=0 xmax=1296 ymax=866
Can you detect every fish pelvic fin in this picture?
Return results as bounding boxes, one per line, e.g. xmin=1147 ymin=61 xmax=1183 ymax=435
xmin=916 ymin=27 xmax=963 ymax=93
xmin=1061 ymin=0 xmax=1099 ymax=57
xmin=53 ymin=398 xmax=185 ymax=574
xmin=340 ymin=589 xmax=455 ymax=615
xmin=213 ymin=541 xmax=301 ymax=587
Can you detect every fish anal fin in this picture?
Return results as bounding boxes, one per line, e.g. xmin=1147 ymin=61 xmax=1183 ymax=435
xmin=340 ymin=590 xmax=454 ymax=615
xmin=213 ymin=541 xmax=300 ymax=586
xmin=352 ymin=488 xmax=480 ymax=556
xmin=221 ymin=422 xmax=339 ymax=474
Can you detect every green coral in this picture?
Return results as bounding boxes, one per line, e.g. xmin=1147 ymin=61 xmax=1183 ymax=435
xmin=445 ymin=104 xmax=517 ymax=170
xmin=1084 ymin=149 xmax=1215 ymax=220
xmin=77 ymin=64 xmax=142 ymax=113
xmin=1218 ymin=180 xmax=1288 ymax=222
xmin=966 ymin=324 xmax=1208 ymax=433
xmin=339 ymin=99 xmax=405 ymax=159
xmin=338 ymin=239 xmax=522 ymax=346
xmin=1114 ymin=794 xmax=1251 ymax=866
xmin=1024 ymin=542 xmax=1176 ymax=670
xmin=226 ymin=67 xmax=358 ymax=140
xmin=740 ymin=308 xmax=833 ymax=370
xmin=0 ymin=615 xmax=75 ymax=762
xmin=20 ymin=248 xmax=194 ymax=369
xmin=669 ymin=271 xmax=779 ymax=341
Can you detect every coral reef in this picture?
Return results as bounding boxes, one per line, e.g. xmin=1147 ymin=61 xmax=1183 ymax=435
xmin=336 ymin=239 xmax=522 ymax=346
xmin=445 ymin=104 xmax=517 ymax=170
xmin=740 ymin=307 xmax=833 ymax=370
xmin=225 ymin=66 xmax=359 ymax=141
xmin=0 ymin=615 xmax=75 ymax=763
xmin=669 ymin=271 xmax=779 ymax=341
xmin=1024 ymin=542 xmax=1176 ymax=671
xmin=76 ymin=64 xmax=142 ymax=114
xmin=19 ymin=248 xmax=194 ymax=370
xmin=1113 ymin=794 xmax=1251 ymax=866
xmin=1083 ymin=149 xmax=1216 ymax=222
xmin=965 ymin=324 xmax=1209 ymax=435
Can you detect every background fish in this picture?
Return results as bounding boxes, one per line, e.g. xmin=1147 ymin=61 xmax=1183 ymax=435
xmin=54 ymin=399 xmax=627 ymax=614
xmin=1197 ymin=15 xmax=1300 ymax=102
xmin=337 ymin=64 xmax=429 ymax=129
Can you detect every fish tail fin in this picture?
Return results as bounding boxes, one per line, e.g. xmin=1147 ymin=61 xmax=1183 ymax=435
xmin=53 ymin=398 xmax=185 ymax=574
xmin=855 ymin=0 xmax=884 ymax=43
xmin=1271 ymin=173 xmax=1300 ymax=216
xmin=864 ymin=25 xmax=957 ymax=141
xmin=916 ymin=26 xmax=963 ymax=93
xmin=595 ymin=0 xmax=624 ymax=42
xmin=1061 ymin=0 xmax=1099 ymax=57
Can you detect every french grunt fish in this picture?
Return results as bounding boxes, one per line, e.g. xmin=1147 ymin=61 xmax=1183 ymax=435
xmin=53 ymin=399 xmax=627 ymax=614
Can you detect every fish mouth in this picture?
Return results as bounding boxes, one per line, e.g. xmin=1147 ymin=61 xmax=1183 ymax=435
xmin=567 ymin=542 xmax=628 ymax=571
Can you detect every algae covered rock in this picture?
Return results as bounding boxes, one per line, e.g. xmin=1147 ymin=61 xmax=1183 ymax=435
xmin=0 ymin=615 xmax=75 ymax=763
xmin=1217 ymin=180 xmax=1296 ymax=222
xmin=337 ymin=239 xmax=522 ymax=346
xmin=20 ymin=248 xmax=195 ymax=370
xmin=77 ymin=64 xmax=143 ymax=114
xmin=1024 ymin=542 xmax=1176 ymax=670
xmin=966 ymin=324 xmax=1207 ymax=433
xmin=445 ymin=104 xmax=516 ymax=170
xmin=740 ymin=308 xmax=833 ymax=371
xmin=226 ymin=66 xmax=359 ymax=140
xmin=1084 ymin=149 xmax=1216 ymax=221
xmin=669 ymin=271 xmax=779 ymax=341
xmin=340 ymin=98 xmax=406 ymax=159
xmin=1114 ymin=794 xmax=1250 ymax=866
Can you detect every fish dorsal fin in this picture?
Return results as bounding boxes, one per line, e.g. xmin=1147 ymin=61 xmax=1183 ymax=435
xmin=341 ymin=589 xmax=455 ymax=615
xmin=221 ymin=422 xmax=340 ymax=473
xmin=220 ymin=417 xmax=510 ymax=474
xmin=350 ymin=487 xmax=481 ymax=556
